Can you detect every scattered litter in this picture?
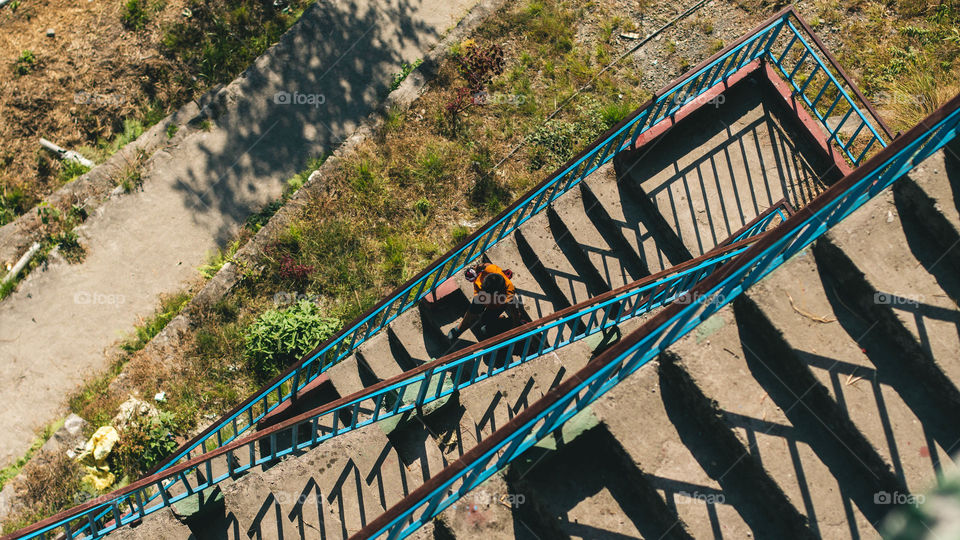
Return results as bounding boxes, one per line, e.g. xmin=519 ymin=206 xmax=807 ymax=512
xmin=154 ymin=391 xmax=167 ymax=403
xmin=845 ymin=372 xmax=863 ymax=386
xmin=722 ymin=347 xmax=738 ymax=358
xmin=45 ymin=28 xmax=55 ymax=38
xmin=886 ymin=210 xmax=895 ymax=223
xmin=620 ymin=32 xmax=641 ymax=40
xmin=786 ymin=292 xmax=835 ymax=323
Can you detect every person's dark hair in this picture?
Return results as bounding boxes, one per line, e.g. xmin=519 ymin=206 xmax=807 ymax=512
xmin=481 ymin=272 xmax=506 ymax=295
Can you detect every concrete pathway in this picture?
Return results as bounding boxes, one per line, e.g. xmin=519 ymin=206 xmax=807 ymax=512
xmin=0 ymin=0 xmax=477 ymax=467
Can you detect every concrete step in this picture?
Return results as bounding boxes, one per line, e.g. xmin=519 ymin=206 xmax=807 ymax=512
xmin=665 ymin=304 xmax=906 ymax=538
xmin=582 ymin=163 xmax=693 ymax=273
xmin=112 ymin=508 xmax=194 ymax=540
xmin=743 ymin=247 xmax=960 ymax=492
xmin=434 ymin=471 xmax=548 ymax=539
xmin=590 ymin=356 xmax=793 ymax=539
xmin=481 ymin=231 xmax=569 ymax=321
xmin=357 ymin=308 xmax=449 ymax=378
xmin=456 ymin=351 xmax=575 ymax=444
xmin=188 ymin=410 xmax=446 ymax=539
xmin=618 ymin=72 xmax=832 ymax=257
xmin=512 ymin=210 xmax=609 ymax=308
xmin=509 ymin=423 xmax=695 ymax=540
xmin=547 ymin=183 xmax=648 ymax=289
xmin=814 ymin=187 xmax=960 ymax=410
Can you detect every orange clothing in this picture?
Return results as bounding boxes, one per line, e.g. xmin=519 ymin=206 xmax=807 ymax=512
xmin=472 ymin=263 xmax=516 ymax=304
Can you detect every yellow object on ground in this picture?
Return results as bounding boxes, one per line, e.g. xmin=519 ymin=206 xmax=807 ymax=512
xmin=76 ymin=425 xmax=120 ymax=490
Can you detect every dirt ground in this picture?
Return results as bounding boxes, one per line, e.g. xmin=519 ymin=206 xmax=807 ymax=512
xmin=0 ymin=0 xmax=191 ymax=217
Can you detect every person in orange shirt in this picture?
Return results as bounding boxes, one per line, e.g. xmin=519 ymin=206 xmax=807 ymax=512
xmin=446 ymin=262 xmax=523 ymax=341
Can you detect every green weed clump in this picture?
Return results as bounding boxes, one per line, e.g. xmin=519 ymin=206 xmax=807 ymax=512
xmin=243 ymin=300 xmax=341 ymax=381
xmin=111 ymin=413 xmax=179 ymax=478
xmin=160 ymin=0 xmax=308 ymax=86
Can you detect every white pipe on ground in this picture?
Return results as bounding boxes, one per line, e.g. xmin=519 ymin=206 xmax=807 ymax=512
xmin=39 ymin=138 xmax=95 ymax=169
xmin=3 ymin=242 xmax=41 ymax=285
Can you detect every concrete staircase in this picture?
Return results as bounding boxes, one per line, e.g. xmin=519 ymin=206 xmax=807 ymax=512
xmin=111 ymin=72 xmax=948 ymax=540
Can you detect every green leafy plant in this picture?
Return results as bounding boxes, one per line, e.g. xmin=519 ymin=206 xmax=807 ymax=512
xmin=112 ymin=413 xmax=180 ymax=478
xmin=121 ymin=0 xmax=154 ymax=30
xmin=13 ymin=50 xmax=37 ymax=76
xmin=390 ymin=58 xmax=423 ymax=90
xmin=243 ymin=300 xmax=341 ymax=381
xmin=53 ymin=231 xmax=85 ymax=263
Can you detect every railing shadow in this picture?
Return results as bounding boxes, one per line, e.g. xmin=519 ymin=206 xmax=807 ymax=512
xmin=817 ymin=272 xmax=960 ymax=458
xmin=613 ymin=71 xmax=832 ymax=257
xmin=194 ymin=425 xmax=443 ymax=540
xmin=732 ymin=298 xmax=904 ymax=536
xmin=509 ymin=426 xmax=691 ymax=540
xmin=794 ymin=350 xmax=952 ymax=488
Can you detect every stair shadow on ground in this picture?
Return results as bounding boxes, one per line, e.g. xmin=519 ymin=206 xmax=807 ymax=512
xmin=731 ymin=297 xmax=906 ymax=535
xmin=813 ymin=260 xmax=960 ymax=463
xmin=508 ymin=425 xmax=693 ymax=540
xmin=188 ymin=418 xmax=446 ymax=539
xmin=612 ymin=70 xmax=837 ymax=257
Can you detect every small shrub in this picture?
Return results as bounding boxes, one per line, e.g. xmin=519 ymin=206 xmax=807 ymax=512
xmin=112 ymin=413 xmax=179 ymax=478
xmin=121 ymin=0 xmax=151 ymax=30
xmin=199 ymin=240 xmax=241 ymax=278
xmin=413 ymin=197 xmax=431 ymax=216
xmin=599 ymin=101 xmax=634 ymax=128
xmin=57 ymin=161 xmax=90 ymax=185
xmin=243 ymin=300 xmax=341 ymax=381
xmin=166 ymin=123 xmax=179 ymax=138
xmin=278 ymin=255 xmax=315 ymax=282
xmin=53 ymin=231 xmax=85 ymax=263
xmin=1 ymin=451 xmax=82 ymax=532
xmin=0 ymin=186 xmax=32 ymax=226
xmin=444 ymin=42 xmax=505 ymax=132
xmin=526 ymin=119 xmax=579 ymax=170
xmin=452 ymin=225 xmax=470 ymax=244
xmin=120 ymin=168 xmax=142 ymax=193
xmin=13 ymin=50 xmax=36 ymax=76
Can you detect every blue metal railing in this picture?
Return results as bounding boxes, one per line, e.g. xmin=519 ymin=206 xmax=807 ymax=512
xmin=765 ymin=16 xmax=892 ymax=165
xmin=9 ymin=6 xmax=893 ymax=539
xmin=4 ymin=234 xmax=775 ymax=539
xmin=718 ymin=198 xmax=794 ymax=248
xmin=356 ymin=90 xmax=960 ymax=540
xmin=145 ymin=3 xmax=814 ymax=487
